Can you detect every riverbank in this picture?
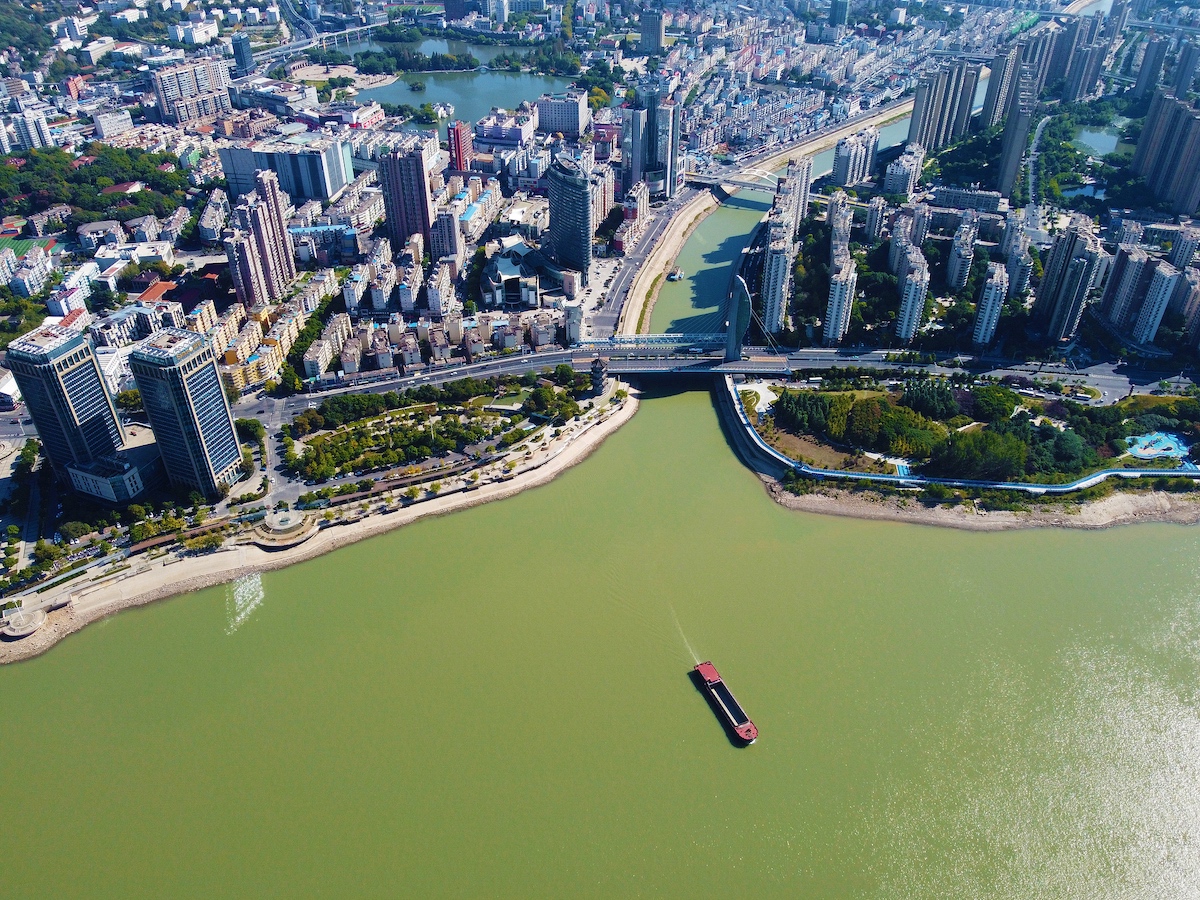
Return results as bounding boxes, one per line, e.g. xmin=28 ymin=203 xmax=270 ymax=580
xmin=622 ymin=192 xmax=721 ymax=335
xmin=750 ymin=99 xmax=915 ymax=176
xmin=0 ymin=390 xmax=640 ymax=664
xmin=765 ymin=478 xmax=1200 ymax=530
xmin=617 ymin=100 xmax=916 ymax=338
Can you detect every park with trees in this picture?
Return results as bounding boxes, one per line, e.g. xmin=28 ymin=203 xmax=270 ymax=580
xmin=762 ymin=374 xmax=1200 ymax=486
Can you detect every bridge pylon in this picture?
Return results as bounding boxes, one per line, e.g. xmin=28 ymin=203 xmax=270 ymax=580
xmin=725 ymin=275 xmax=751 ymax=362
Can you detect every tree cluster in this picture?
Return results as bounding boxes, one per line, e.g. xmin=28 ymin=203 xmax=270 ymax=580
xmin=0 ymin=144 xmax=187 ymax=223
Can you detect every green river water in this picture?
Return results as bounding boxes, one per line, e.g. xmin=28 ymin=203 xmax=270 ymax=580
xmin=6 ymin=141 xmax=1200 ymax=898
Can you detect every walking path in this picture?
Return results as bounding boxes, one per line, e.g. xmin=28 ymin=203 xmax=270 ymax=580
xmin=722 ymin=376 xmax=1200 ymax=495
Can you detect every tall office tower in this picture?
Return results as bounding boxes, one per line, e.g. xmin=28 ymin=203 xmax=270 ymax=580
xmin=1134 ymin=37 xmax=1169 ymax=99
xmin=829 ymin=0 xmax=850 ymax=28
xmin=911 ymin=202 xmax=932 ymax=247
xmin=865 ymin=197 xmax=888 ymax=242
xmin=947 ymin=217 xmax=978 ymax=292
xmin=130 ymin=328 xmax=241 ymax=498
xmin=547 ymin=154 xmax=593 ymax=284
xmin=6 ymin=325 xmax=125 ymax=477
xmin=621 ymin=106 xmax=647 ymax=195
xmin=1131 ymin=90 xmax=1200 ymax=215
xmin=232 ymin=33 xmax=255 ymax=78
xmin=226 ymin=170 xmax=295 ymax=306
xmin=431 ymin=208 xmax=465 ymax=266
xmin=908 ymin=60 xmax=981 ymax=151
xmin=653 ymin=96 xmax=681 ymax=199
xmin=1034 ymin=216 xmax=1104 ymax=343
xmin=1131 ymin=262 xmax=1181 ymax=345
xmin=1100 ymin=244 xmax=1151 ymax=329
xmin=13 ymin=110 xmax=52 ymax=150
xmin=444 ymin=0 xmax=467 ymax=18
xmin=824 ymin=250 xmax=857 ymax=346
xmin=1171 ymin=226 xmax=1200 ymax=269
xmin=1174 ymin=40 xmax=1200 ymax=96
xmin=153 ymin=58 xmax=232 ymax=124
xmin=972 ymin=263 xmax=1010 ymax=346
xmin=896 ymin=250 xmax=930 ymax=343
xmin=447 ymin=120 xmax=474 ymax=171
xmin=1007 ymin=248 xmax=1033 ymax=298
xmin=889 ymin=215 xmax=912 ymax=274
xmin=996 ymin=67 xmax=1037 ymax=198
xmin=1064 ymin=43 xmax=1107 ymax=103
xmin=981 ymin=46 xmax=1021 ymax=129
xmin=640 ymin=8 xmax=665 ymax=54
xmin=632 ymin=74 xmax=681 ymax=199
xmin=379 ymin=133 xmax=439 ymax=246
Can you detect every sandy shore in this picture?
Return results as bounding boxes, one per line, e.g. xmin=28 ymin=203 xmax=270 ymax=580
xmin=764 ymin=477 xmax=1200 ymax=531
xmin=0 ymin=393 xmax=640 ymax=665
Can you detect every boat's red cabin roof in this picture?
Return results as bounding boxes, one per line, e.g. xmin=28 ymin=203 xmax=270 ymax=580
xmin=695 ymin=661 xmax=721 ymax=683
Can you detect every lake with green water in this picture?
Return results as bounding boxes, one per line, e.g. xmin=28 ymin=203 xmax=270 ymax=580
xmin=6 ymin=71 xmax=1200 ymax=897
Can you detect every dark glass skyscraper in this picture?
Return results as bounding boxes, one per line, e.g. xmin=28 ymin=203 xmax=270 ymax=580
xmin=547 ymin=154 xmax=593 ymax=284
xmin=130 ymin=328 xmax=242 ymax=499
xmin=6 ymin=325 xmax=125 ymax=477
xmin=232 ymin=33 xmax=255 ymax=78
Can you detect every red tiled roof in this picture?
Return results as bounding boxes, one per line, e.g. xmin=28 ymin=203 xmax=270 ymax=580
xmin=137 ymin=281 xmax=179 ymax=304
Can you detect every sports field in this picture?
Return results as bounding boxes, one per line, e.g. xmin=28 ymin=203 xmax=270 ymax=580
xmin=0 ymin=236 xmax=53 ymax=257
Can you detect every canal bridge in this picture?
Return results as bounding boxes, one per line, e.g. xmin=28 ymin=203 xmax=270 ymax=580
xmin=684 ymin=170 xmax=783 ymax=193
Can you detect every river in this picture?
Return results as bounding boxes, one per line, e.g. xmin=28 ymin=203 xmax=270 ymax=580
xmin=6 ymin=386 xmax=1200 ymax=896
xmin=8 ymin=58 xmax=1200 ymax=897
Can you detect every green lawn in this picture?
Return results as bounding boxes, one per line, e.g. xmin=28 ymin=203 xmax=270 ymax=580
xmin=0 ymin=236 xmax=52 ymax=258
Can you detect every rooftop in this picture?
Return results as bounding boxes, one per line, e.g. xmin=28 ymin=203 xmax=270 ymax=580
xmin=131 ymin=327 xmax=206 ymax=365
xmin=8 ymin=324 xmax=82 ymax=359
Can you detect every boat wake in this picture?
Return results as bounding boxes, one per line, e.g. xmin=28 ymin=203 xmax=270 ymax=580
xmin=226 ymin=573 xmax=264 ymax=634
xmin=670 ymin=601 xmax=700 ymax=665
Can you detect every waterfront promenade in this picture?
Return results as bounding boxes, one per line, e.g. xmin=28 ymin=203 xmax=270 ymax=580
xmin=0 ymin=388 xmax=639 ymax=661
xmin=719 ymin=374 xmax=1200 ymax=495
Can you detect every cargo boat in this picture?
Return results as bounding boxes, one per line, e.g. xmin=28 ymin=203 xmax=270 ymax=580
xmin=693 ymin=661 xmax=757 ymax=743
